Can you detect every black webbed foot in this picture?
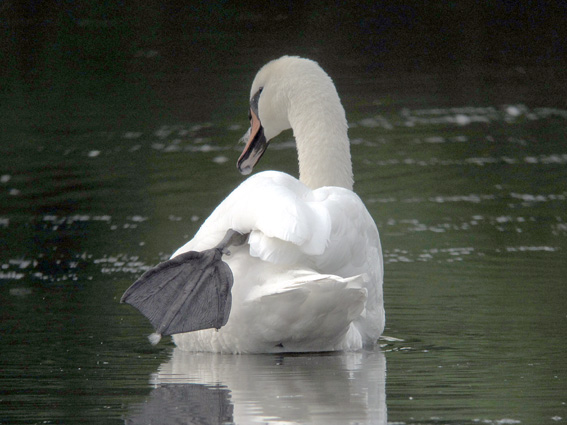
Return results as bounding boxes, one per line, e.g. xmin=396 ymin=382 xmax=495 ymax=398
xmin=121 ymin=229 xmax=247 ymax=345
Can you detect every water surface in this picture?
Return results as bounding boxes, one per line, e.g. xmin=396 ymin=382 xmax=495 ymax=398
xmin=2 ymin=4 xmax=567 ymax=425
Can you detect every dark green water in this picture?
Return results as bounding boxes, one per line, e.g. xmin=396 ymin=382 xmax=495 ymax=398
xmin=1 ymin=3 xmax=567 ymax=424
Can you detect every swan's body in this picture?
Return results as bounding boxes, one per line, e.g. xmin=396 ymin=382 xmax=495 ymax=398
xmin=171 ymin=170 xmax=383 ymax=353
xmin=173 ymin=56 xmax=384 ymax=353
xmin=124 ymin=56 xmax=384 ymax=353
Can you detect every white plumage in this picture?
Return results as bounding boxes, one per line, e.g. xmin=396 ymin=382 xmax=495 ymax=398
xmin=171 ymin=56 xmax=384 ymax=353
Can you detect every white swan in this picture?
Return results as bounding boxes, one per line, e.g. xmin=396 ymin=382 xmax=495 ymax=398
xmin=123 ymin=56 xmax=384 ymax=353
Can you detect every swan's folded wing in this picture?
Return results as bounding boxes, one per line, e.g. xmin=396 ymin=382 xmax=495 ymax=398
xmin=243 ymin=271 xmax=368 ymax=347
xmin=174 ymin=171 xmax=332 ymax=263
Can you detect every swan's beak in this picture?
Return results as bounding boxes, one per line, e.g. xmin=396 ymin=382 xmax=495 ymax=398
xmin=237 ymin=107 xmax=268 ymax=175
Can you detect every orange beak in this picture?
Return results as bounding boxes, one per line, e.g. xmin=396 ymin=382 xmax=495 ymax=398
xmin=237 ymin=106 xmax=268 ymax=175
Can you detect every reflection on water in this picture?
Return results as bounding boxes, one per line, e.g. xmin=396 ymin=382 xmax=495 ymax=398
xmin=126 ymin=349 xmax=386 ymax=425
xmin=126 ymin=384 xmax=233 ymax=425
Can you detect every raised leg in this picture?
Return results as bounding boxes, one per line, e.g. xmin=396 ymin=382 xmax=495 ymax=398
xmin=121 ymin=229 xmax=247 ymax=345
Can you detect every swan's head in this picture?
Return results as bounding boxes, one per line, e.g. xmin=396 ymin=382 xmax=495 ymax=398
xmin=237 ymin=56 xmax=338 ymax=175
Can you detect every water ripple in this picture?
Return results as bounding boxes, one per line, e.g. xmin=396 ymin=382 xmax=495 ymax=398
xmin=354 ymin=104 xmax=567 ymax=130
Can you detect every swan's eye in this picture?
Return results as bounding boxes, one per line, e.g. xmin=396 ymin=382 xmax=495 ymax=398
xmin=248 ymin=110 xmax=252 ymax=122
xmin=251 ymin=88 xmax=263 ymax=106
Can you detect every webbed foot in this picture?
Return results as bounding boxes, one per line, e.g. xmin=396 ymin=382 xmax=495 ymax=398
xmin=121 ymin=229 xmax=247 ymax=345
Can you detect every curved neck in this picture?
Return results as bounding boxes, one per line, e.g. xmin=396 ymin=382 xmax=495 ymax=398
xmin=287 ymin=79 xmax=353 ymax=190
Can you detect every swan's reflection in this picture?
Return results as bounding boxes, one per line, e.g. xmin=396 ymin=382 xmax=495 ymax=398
xmin=127 ymin=348 xmax=386 ymax=424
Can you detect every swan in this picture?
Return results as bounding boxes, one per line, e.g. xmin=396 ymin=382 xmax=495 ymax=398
xmin=122 ymin=56 xmax=384 ymax=353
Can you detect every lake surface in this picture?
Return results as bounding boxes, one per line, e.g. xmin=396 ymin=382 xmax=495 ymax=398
xmin=2 ymin=4 xmax=567 ymax=424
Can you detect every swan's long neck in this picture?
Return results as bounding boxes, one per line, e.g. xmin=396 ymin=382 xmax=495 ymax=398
xmin=287 ymin=74 xmax=353 ymax=191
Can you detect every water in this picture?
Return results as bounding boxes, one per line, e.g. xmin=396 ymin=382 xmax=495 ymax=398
xmin=2 ymin=4 xmax=567 ymax=424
